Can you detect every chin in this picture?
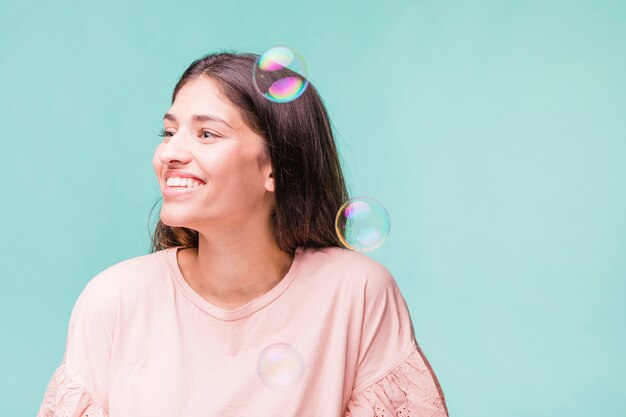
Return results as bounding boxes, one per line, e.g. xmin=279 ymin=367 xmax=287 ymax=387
xmin=159 ymin=211 xmax=195 ymax=229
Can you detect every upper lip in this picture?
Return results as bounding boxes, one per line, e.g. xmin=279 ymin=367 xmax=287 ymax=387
xmin=164 ymin=169 xmax=206 ymax=184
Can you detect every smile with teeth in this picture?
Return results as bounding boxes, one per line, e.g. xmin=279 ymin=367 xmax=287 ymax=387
xmin=165 ymin=177 xmax=206 ymax=188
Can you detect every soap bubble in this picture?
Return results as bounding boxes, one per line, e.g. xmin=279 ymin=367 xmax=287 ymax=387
xmin=335 ymin=196 xmax=391 ymax=252
xmin=257 ymin=343 xmax=305 ymax=391
xmin=253 ymin=46 xmax=309 ymax=103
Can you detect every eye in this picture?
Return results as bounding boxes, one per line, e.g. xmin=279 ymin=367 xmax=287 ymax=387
xmin=200 ymin=129 xmax=217 ymax=140
xmin=158 ymin=128 xmax=174 ymax=138
xmin=157 ymin=127 xmax=219 ymax=143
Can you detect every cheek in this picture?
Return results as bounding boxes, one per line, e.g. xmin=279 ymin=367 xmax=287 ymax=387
xmin=152 ymin=151 xmax=162 ymax=174
xmin=199 ymin=151 xmax=236 ymax=184
xmin=208 ymin=149 xmax=263 ymax=188
xmin=215 ymin=146 xmax=250 ymax=171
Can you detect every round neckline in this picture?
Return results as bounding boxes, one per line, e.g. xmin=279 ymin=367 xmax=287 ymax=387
xmin=165 ymin=245 xmax=305 ymax=321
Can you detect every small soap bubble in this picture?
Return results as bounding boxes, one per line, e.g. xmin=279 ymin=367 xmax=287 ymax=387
xmin=335 ymin=196 xmax=391 ymax=252
xmin=257 ymin=343 xmax=305 ymax=391
xmin=253 ymin=46 xmax=309 ymax=103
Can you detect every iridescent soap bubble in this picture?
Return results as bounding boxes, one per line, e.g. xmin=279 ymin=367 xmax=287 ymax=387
xmin=257 ymin=343 xmax=305 ymax=391
xmin=253 ymin=46 xmax=309 ymax=103
xmin=335 ymin=196 xmax=391 ymax=252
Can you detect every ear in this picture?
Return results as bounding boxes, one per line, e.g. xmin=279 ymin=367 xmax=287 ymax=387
xmin=264 ymin=168 xmax=275 ymax=192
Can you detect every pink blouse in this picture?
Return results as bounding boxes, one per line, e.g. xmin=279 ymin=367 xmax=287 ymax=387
xmin=38 ymin=245 xmax=448 ymax=416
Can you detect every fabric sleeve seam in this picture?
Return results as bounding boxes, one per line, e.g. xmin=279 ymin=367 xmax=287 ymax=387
xmin=351 ymin=339 xmax=418 ymax=394
xmin=55 ymin=364 xmax=110 ymax=413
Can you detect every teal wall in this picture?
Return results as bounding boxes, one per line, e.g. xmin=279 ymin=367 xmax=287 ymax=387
xmin=1 ymin=1 xmax=624 ymax=416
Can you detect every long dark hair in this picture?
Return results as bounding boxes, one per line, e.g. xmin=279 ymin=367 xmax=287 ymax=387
xmin=148 ymin=51 xmax=350 ymax=254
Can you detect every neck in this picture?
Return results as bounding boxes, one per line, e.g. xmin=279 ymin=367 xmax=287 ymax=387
xmin=186 ymin=224 xmax=295 ymax=305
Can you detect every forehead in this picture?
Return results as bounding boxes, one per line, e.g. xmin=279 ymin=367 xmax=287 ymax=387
xmin=167 ymin=76 xmax=241 ymax=128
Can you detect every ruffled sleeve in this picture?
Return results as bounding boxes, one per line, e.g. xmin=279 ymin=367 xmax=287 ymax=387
xmin=344 ymin=262 xmax=448 ymax=417
xmin=37 ymin=363 xmax=108 ymax=417
xmin=345 ymin=343 xmax=448 ymax=417
xmin=37 ymin=271 xmax=117 ymax=417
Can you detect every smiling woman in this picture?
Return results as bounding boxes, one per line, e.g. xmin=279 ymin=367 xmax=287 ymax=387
xmin=149 ymin=53 xmax=349 ymax=254
xmin=37 ymin=51 xmax=448 ymax=417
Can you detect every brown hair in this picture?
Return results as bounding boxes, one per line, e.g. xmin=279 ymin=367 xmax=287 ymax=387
xmin=148 ymin=51 xmax=350 ymax=254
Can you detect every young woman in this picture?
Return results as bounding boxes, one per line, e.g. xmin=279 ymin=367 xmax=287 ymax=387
xmin=37 ymin=52 xmax=448 ymax=417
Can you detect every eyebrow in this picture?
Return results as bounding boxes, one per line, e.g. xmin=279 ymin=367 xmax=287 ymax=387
xmin=163 ymin=113 xmax=232 ymax=129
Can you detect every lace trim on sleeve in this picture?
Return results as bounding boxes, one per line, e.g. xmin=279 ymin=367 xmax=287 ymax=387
xmin=37 ymin=363 xmax=108 ymax=417
xmin=345 ymin=345 xmax=448 ymax=417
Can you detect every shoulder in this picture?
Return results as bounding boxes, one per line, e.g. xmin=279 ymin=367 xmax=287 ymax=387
xmin=77 ymin=248 xmax=170 ymax=305
xmin=301 ymin=246 xmax=396 ymax=293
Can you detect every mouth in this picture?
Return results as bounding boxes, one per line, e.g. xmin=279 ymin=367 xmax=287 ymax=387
xmin=162 ymin=180 xmax=207 ymax=198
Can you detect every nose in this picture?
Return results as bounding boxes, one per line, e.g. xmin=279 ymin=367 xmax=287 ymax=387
xmin=158 ymin=130 xmax=195 ymax=165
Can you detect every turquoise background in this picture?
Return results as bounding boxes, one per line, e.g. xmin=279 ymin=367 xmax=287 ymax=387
xmin=1 ymin=0 xmax=624 ymax=416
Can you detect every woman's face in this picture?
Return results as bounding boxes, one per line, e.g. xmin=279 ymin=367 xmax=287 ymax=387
xmin=152 ymin=76 xmax=275 ymax=231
